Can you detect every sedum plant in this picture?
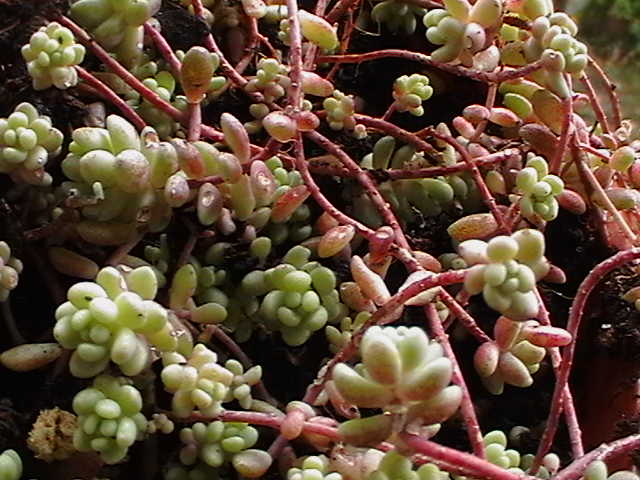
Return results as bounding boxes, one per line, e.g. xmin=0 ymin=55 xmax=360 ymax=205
xmin=4 ymin=0 xmax=640 ymax=478
xmin=0 ymin=242 xmax=22 ymax=302
xmin=460 ymin=230 xmax=549 ymax=320
xmin=54 ymin=265 xmax=175 ymax=377
xmin=332 ymin=326 xmax=461 ymax=443
xmin=0 ymin=102 xmax=63 ymax=186
xmin=72 ymin=374 xmax=147 ymax=464
xmin=0 ymin=450 xmax=21 ymax=480
xmin=21 ymin=22 xmax=85 ymax=90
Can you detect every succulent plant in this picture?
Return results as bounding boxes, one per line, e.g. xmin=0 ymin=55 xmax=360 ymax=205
xmin=21 ymin=22 xmax=85 ymax=90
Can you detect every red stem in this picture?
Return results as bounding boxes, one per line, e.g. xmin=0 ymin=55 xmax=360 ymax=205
xmin=588 ymin=56 xmax=622 ymax=130
xmin=187 ymin=103 xmax=201 ymax=142
xmin=144 ymin=21 xmax=181 ymax=78
xmin=425 ymin=303 xmax=485 ymax=458
xmin=75 ymin=67 xmax=145 ymax=130
xmin=532 ymin=248 xmax=640 ymax=470
xmin=354 ymin=114 xmax=437 ymax=154
xmin=438 ymin=290 xmax=491 ymax=343
xmin=318 ymin=50 xmax=545 ymax=84
xmin=400 ymin=433 xmax=529 ymax=480
xmin=581 ymin=74 xmax=611 ymax=135
xmin=550 ymin=95 xmax=574 ymax=174
xmin=286 ymin=0 xmax=303 ymax=111
xmin=425 ymin=129 xmax=508 ymax=233
xmin=305 ymin=130 xmax=415 ymax=254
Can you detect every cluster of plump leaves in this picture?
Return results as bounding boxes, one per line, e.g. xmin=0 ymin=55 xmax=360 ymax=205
xmin=72 ymin=375 xmax=147 ymax=464
xmin=69 ymin=0 xmax=161 ymax=67
xmin=234 ymin=245 xmax=346 ymax=346
xmin=359 ymin=136 xmax=482 ymax=226
xmin=21 ymin=22 xmax=85 ymax=90
xmin=168 ymin=421 xmax=271 ymax=479
xmin=0 ymin=102 xmax=63 ymax=186
xmin=0 ymin=242 xmax=22 ymax=302
xmin=332 ymin=326 xmax=461 ymax=446
xmin=514 ymin=155 xmax=564 ymax=222
xmin=461 ymin=230 xmax=549 ymax=320
xmin=161 ymin=344 xmax=262 ymax=418
xmin=54 ymin=265 xmax=177 ymax=378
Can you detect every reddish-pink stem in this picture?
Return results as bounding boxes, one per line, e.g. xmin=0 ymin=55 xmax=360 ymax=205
xmin=187 ymin=103 xmax=201 ymax=142
xmin=438 ymin=290 xmax=491 ymax=343
xmin=305 ymin=130 xmax=414 ymax=254
xmin=550 ymin=95 xmax=574 ymax=174
xmin=354 ymin=114 xmax=437 ymax=154
xmin=294 ymin=134 xmax=375 ymax=238
xmin=143 ymin=21 xmax=181 ymax=78
xmin=318 ymin=50 xmax=545 ymax=84
xmin=286 ymin=0 xmax=303 ymax=110
xmin=60 ymin=17 xmax=184 ymax=120
xmin=588 ymin=56 xmax=622 ymax=130
xmin=75 ymin=67 xmax=145 ymax=130
xmin=581 ymin=74 xmax=611 ymax=135
xmin=533 ymin=248 xmax=640 ymax=470
xmin=579 ymin=143 xmax=610 ymax=162
xmin=308 ymin=149 xmax=520 ymax=180
xmin=426 ymin=129 xmax=508 ymax=233
xmin=425 ymin=303 xmax=485 ymax=458
xmin=400 ymin=433 xmax=529 ymax=480
xmin=381 ymin=102 xmax=397 ymax=121
xmin=534 ymin=290 xmax=584 ymax=460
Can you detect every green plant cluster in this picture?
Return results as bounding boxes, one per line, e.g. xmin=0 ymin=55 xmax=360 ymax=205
xmin=514 ymin=155 xmax=564 ymax=222
xmin=0 ymin=242 xmax=22 ymax=303
xmin=371 ymin=0 xmax=426 ymax=35
xmin=0 ymin=103 xmax=63 ymax=186
xmin=69 ymin=0 xmax=161 ymax=67
xmin=21 ymin=22 xmax=85 ymax=91
xmin=72 ymin=375 xmax=147 ymax=464
xmin=161 ymin=343 xmax=262 ymax=417
xmin=53 ymin=265 xmax=175 ymax=378
xmin=461 ymin=230 xmax=549 ymax=320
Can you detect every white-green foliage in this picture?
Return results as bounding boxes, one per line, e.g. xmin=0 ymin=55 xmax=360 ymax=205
xmin=366 ymin=450 xmax=449 ymax=480
xmin=333 ymin=326 xmax=461 ymax=436
xmin=230 ymin=245 xmax=346 ymax=346
xmin=288 ymin=455 xmax=343 ymax=480
xmin=245 ymin=58 xmax=290 ymax=103
xmin=392 ymin=74 xmax=434 ymax=116
xmin=582 ymin=461 xmax=640 ymax=480
xmin=59 ymin=115 xmax=178 ymax=231
xmin=461 ymin=230 xmax=549 ymax=320
xmin=160 ymin=344 xmax=262 ymax=417
xmin=0 ymin=102 xmax=63 ymax=186
xmin=371 ymin=0 xmax=426 ymax=35
xmin=323 ymin=91 xmax=367 ymax=139
xmin=0 ymin=242 xmax=22 ymax=302
xmin=514 ymin=155 xmax=564 ymax=222
xmin=0 ymin=450 xmax=21 ymax=480
xmin=21 ymin=22 xmax=85 ymax=90
xmin=53 ymin=265 xmax=175 ymax=378
xmin=177 ymin=421 xmax=259 ymax=470
xmin=72 ymin=375 xmax=147 ymax=464
xmin=359 ymin=137 xmax=482 ymax=225
xmin=69 ymin=0 xmax=161 ymax=67
xmin=499 ymin=10 xmax=588 ymax=98
xmin=423 ymin=0 xmax=503 ymax=68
